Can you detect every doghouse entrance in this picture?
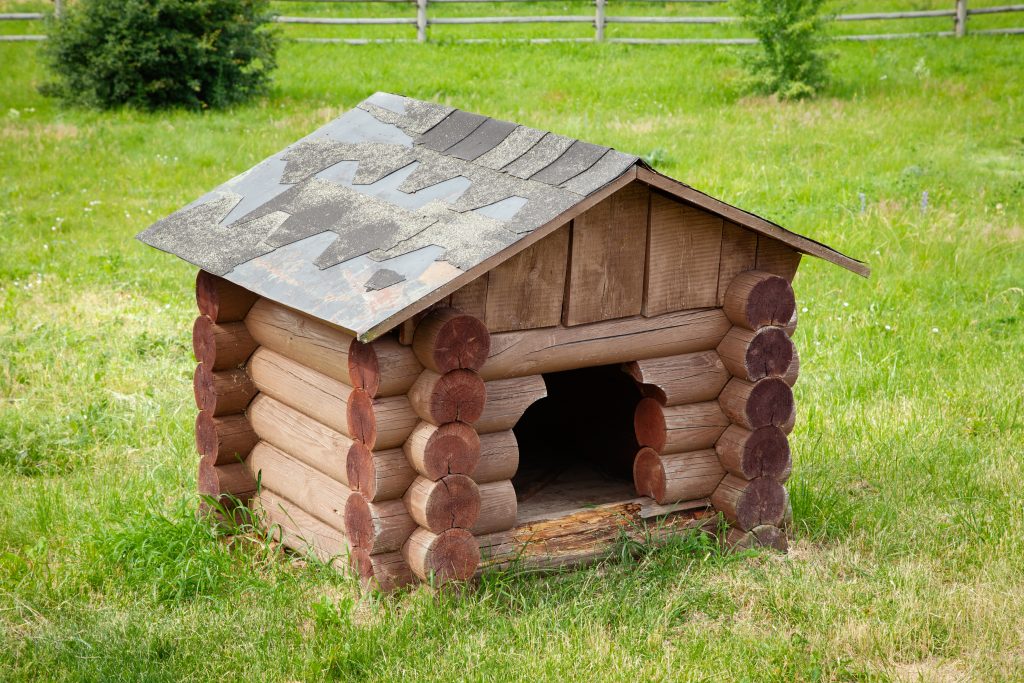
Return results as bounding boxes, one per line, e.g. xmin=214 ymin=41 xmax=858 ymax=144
xmin=511 ymin=364 xmax=642 ymax=522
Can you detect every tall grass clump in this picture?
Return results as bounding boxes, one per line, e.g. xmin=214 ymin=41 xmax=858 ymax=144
xmin=734 ymin=0 xmax=831 ymax=99
xmin=41 ymin=0 xmax=278 ymax=110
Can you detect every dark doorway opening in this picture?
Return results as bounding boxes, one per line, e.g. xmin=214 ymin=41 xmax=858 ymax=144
xmin=512 ymin=364 xmax=643 ymax=521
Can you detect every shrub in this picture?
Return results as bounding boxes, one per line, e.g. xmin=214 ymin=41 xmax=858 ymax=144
xmin=42 ymin=0 xmax=278 ymax=110
xmin=734 ymin=0 xmax=831 ymax=100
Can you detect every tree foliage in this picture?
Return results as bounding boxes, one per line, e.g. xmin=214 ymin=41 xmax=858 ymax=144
xmin=42 ymin=0 xmax=278 ymax=110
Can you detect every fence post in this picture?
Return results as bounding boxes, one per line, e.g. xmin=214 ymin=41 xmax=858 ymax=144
xmin=417 ymin=0 xmax=428 ymax=42
xmin=955 ymin=0 xmax=967 ymax=36
xmin=54 ymin=0 xmax=63 ymax=19
xmin=595 ymin=0 xmax=606 ymax=41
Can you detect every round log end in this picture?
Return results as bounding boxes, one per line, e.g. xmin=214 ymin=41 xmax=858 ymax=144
xmin=193 ymin=364 xmax=212 ymax=412
xmin=431 ymin=369 xmax=487 ymax=424
xmin=747 ymin=327 xmax=795 ymax=381
xmin=418 ymin=310 xmax=491 ymax=373
xmin=634 ymin=398 xmax=667 ymax=452
xmin=192 ymin=315 xmax=215 ymax=366
xmin=195 ymin=271 xmax=220 ymax=320
xmin=195 ymin=411 xmax=216 ymax=458
xmin=725 ymin=271 xmax=796 ymax=330
xmin=196 ymin=455 xmax=220 ymax=499
xmin=346 ymin=443 xmax=376 ymax=498
xmin=344 ymin=494 xmax=374 ymax=549
xmin=746 ymin=378 xmax=795 ymax=429
xmin=425 ymin=475 xmax=481 ymax=531
xmin=632 ymin=447 xmax=665 ymax=502
xmin=746 ymin=426 xmax=791 ymax=480
xmin=423 ymin=423 xmax=481 ymax=480
xmin=415 ymin=528 xmax=481 ymax=584
xmin=736 ymin=478 xmax=787 ymax=531
xmin=349 ymin=547 xmax=377 ymax=588
xmin=749 ymin=525 xmax=789 ymax=552
xmin=347 ymin=340 xmax=381 ymax=397
xmin=346 ymin=389 xmax=376 ymax=447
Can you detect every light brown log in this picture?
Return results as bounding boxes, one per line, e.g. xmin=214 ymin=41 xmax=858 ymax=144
xmin=634 ymin=398 xmax=730 ymax=454
xmin=403 ymin=527 xmax=480 ymax=583
xmin=623 ymin=350 xmax=730 ymax=406
xmin=344 ymin=495 xmax=417 ymax=555
xmin=719 ymin=377 xmax=794 ymax=431
xmin=473 ymin=431 xmax=519 ymax=484
xmin=481 ymin=308 xmax=731 ymax=380
xmin=404 ymin=475 xmax=481 ymax=533
xmin=716 ymin=326 xmax=796 ymax=382
xmin=710 ymin=474 xmax=788 ymax=532
xmin=783 ymin=349 xmax=800 ymax=387
xmin=633 ymin=448 xmax=726 ymax=505
xmin=196 ymin=271 xmax=258 ymax=323
xmin=248 ymin=348 xmax=416 ymax=449
xmin=349 ymin=549 xmax=415 ymax=592
xmin=346 ymin=445 xmax=417 ymax=503
xmin=476 ymin=375 xmax=548 ymax=433
xmin=198 ymin=455 xmax=257 ymax=504
xmin=244 ymin=298 xmax=421 ymax=397
xmin=193 ymin=365 xmax=256 ymax=417
xmin=195 ymin=412 xmax=257 ymax=464
xmin=246 ymin=393 xmax=355 ymax=486
xmin=413 ymin=308 xmax=491 ymax=374
xmin=722 ymin=270 xmax=796 ymax=331
xmin=726 ymin=524 xmax=788 ymax=552
xmin=715 ymin=425 xmax=792 ymax=482
xmin=193 ymin=316 xmax=257 ymax=371
xmin=403 ymin=421 xmax=481 ymax=481
xmin=407 ymin=369 xmax=486 ymax=426
xmin=470 ymin=480 xmax=517 ymax=535
xmin=255 ymin=487 xmax=350 ymax=563
xmin=246 ymin=441 xmax=351 ymax=531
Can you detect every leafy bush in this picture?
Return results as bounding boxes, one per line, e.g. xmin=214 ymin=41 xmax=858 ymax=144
xmin=734 ymin=0 xmax=831 ymax=100
xmin=42 ymin=0 xmax=278 ymax=110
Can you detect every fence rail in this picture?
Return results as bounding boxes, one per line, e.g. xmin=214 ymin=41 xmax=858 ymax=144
xmin=1 ymin=0 xmax=1022 ymax=43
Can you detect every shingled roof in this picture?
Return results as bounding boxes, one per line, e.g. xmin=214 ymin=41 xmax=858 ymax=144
xmin=138 ymin=92 xmax=867 ymax=341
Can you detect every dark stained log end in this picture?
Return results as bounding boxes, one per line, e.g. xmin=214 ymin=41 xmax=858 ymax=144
xmin=414 ymin=309 xmax=491 ymax=374
xmin=192 ymin=315 xmax=215 ymax=366
xmin=347 ymin=339 xmax=381 ymax=397
xmin=727 ymin=524 xmax=789 ymax=552
xmin=193 ymin=365 xmax=257 ymax=417
xmin=634 ymin=397 xmax=667 ymax=452
xmin=736 ymin=478 xmax=787 ymax=531
xmin=748 ymin=426 xmax=791 ymax=480
xmin=344 ymin=494 xmax=374 ymax=549
xmin=747 ymin=378 xmax=795 ymax=429
xmin=346 ymin=389 xmax=376 ymax=447
xmin=724 ymin=271 xmax=796 ymax=330
xmin=746 ymin=327 xmax=795 ymax=381
xmin=632 ymin=447 xmax=665 ymax=501
xmin=195 ymin=411 xmax=257 ymax=464
xmin=195 ymin=270 xmax=258 ymax=323
xmin=193 ymin=365 xmax=210 ymax=412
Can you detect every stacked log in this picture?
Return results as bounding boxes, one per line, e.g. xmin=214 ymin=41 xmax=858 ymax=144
xmin=400 ymin=309 xmax=495 ymax=585
xmin=193 ymin=272 xmax=259 ymax=515
xmin=710 ymin=271 xmax=797 ymax=548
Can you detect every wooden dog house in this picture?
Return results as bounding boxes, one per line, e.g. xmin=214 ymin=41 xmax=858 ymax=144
xmin=138 ymin=93 xmax=867 ymax=591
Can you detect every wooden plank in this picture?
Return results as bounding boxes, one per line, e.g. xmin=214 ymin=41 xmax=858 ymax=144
xmin=716 ymin=221 xmax=758 ymax=306
xmin=563 ymin=182 xmax=649 ymax=326
xmin=644 ymin=193 xmax=723 ymax=316
xmin=484 ymin=223 xmax=569 ymax=332
xmin=755 ymin=238 xmax=802 ymax=282
xmin=449 ymin=275 xmax=489 ymax=319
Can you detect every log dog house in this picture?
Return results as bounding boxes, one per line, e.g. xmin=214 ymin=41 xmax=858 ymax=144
xmin=138 ymin=93 xmax=868 ymax=591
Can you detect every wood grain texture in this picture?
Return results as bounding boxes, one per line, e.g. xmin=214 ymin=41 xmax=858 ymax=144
xmin=481 ymin=308 xmax=731 ymax=380
xmin=718 ymin=377 xmax=794 ymax=431
xmin=196 ymin=270 xmax=258 ymax=323
xmin=623 ymin=350 xmax=730 ymax=406
xmin=716 ymin=326 xmax=796 ymax=382
xmin=404 ymin=475 xmax=481 ymax=533
xmin=195 ymin=412 xmax=257 ymax=465
xmin=193 ymin=316 xmax=257 ymax=371
xmin=344 ymin=495 xmax=417 ymax=555
xmin=403 ymin=527 xmax=480 ymax=583
xmin=407 ymin=368 xmax=486 ymax=426
xmin=722 ymin=270 xmax=796 ymax=331
xmin=470 ymin=480 xmax=517 ymax=535
xmin=193 ymin=365 xmax=256 ymax=417
xmin=197 ymin=455 xmax=257 ymax=503
xmin=725 ymin=524 xmax=788 ymax=552
xmin=715 ymin=424 xmax=792 ymax=482
xmin=403 ymin=421 xmax=481 ymax=481
xmin=634 ymin=398 xmax=730 ymax=454
xmin=644 ymin=194 xmax=724 ymax=315
xmin=484 ymin=223 xmax=569 ymax=332
xmin=349 ymin=549 xmax=415 ymax=593
xmin=473 ymin=431 xmax=519 ymax=484
xmin=711 ymin=474 xmax=788 ymax=532
xmin=255 ymin=487 xmax=350 ymax=564
xmin=563 ymin=182 xmax=649 ymax=326
xmin=346 ymin=445 xmax=417 ymax=503
xmin=476 ymin=375 xmax=548 ymax=433
xmin=449 ymin=275 xmax=489 ymax=320
xmin=413 ymin=308 xmax=491 ymax=373
xmin=247 ymin=393 xmax=355 ymax=486
xmin=756 ymin=238 xmax=802 ymax=282
xmin=716 ymin=221 xmax=758 ymax=307
xmin=633 ymin=447 xmax=725 ymax=505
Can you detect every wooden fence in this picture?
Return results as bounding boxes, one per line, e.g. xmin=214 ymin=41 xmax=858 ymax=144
xmin=2 ymin=0 xmax=1023 ymax=43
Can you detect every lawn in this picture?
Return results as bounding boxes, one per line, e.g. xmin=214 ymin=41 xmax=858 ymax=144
xmin=1 ymin=31 xmax=1023 ymax=681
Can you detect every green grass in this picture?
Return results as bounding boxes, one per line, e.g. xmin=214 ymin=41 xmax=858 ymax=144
xmin=2 ymin=32 xmax=1024 ymax=681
